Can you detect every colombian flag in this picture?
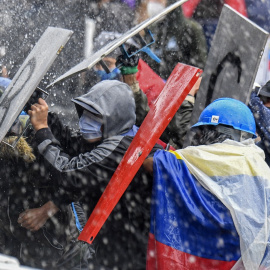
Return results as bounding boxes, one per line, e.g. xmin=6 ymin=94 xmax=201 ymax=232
xmin=147 ymin=139 xmax=270 ymax=270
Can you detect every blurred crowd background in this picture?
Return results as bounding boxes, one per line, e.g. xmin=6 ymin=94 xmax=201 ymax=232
xmin=1 ymin=0 xmax=270 ymax=126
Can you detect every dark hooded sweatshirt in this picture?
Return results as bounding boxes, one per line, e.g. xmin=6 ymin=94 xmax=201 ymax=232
xmin=34 ymin=80 xmax=162 ymax=270
xmin=0 ymin=135 xmax=69 ymax=269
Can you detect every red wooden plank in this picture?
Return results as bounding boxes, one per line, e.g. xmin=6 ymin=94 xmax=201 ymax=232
xmin=78 ymin=63 xmax=202 ymax=244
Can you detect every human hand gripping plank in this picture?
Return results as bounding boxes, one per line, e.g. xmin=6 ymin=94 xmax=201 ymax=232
xmin=28 ymin=98 xmax=49 ymax=131
xmin=78 ymin=63 xmax=203 ymax=244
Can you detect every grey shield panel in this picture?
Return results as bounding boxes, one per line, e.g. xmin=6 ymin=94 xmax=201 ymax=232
xmin=184 ymin=5 xmax=269 ymax=147
xmin=0 ymin=27 xmax=73 ymax=143
xmin=47 ymin=0 xmax=188 ymax=88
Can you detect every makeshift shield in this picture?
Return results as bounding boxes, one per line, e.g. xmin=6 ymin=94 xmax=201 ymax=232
xmin=47 ymin=0 xmax=189 ymax=88
xmin=0 ymin=27 xmax=73 ymax=146
xmin=184 ymin=4 xmax=269 ymax=147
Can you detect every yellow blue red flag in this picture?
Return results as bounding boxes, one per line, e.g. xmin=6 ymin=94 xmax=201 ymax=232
xmin=147 ymin=139 xmax=270 ymax=270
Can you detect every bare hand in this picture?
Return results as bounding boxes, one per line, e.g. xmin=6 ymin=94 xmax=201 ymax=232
xmin=18 ymin=201 xmax=59 ymax=231
xmin=28 ymin=98 xmax=49 ymax=131
xmin=143 ymin=157 xmax=154 ymax=175
xmin=1 ymin=66 xmax=8 ymax=78
xmin=189 ymin=76 xmax=202 ymax=97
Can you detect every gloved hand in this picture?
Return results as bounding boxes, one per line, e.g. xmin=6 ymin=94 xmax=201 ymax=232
xmin=116 ymin=48 xmax=139 ymax=75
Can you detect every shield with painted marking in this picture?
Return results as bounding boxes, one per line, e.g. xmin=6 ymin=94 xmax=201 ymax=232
xmin=184 ymin=4 xmax=269 ymax=147
xmin=0 ymin=27 xmax=73 ymax=144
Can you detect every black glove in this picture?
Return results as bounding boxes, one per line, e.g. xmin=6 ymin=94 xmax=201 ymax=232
xmin=116 ymin=47 xmax=139 ymax=75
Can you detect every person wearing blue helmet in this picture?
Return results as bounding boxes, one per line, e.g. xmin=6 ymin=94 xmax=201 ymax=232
xmin=191 ymin=97 xmax=256 ymax=145
xmin=143 ymin=98 xmax=270 ymax=269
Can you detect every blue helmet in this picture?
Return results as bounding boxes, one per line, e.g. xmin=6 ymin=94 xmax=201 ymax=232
xmin=192 ymin=98 xmax=256 ymax=138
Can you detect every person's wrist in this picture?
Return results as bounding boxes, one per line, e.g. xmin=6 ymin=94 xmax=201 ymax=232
xmin=33 ymin=124 xmax=48 ymax=131
xmin=44 ymin=201 xmax=59 ymax=218
xmin=122 ymin=74 xmax=139 ymax=93
xmin=185 ymin=94 xmax=195 ymax=104
xmin=130 ymin=81 xmax=140 ymax=93
xmin=120 ymin=66 xmax=138 ymax=75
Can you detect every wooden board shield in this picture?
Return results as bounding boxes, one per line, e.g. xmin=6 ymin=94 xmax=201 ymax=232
xmin=184 ymin=4 xmax=269 ymax=147
xmin=0 ymin=27 xmax=73 ymax=143
xmin=47 ymin=0 xmax=188 ymax=88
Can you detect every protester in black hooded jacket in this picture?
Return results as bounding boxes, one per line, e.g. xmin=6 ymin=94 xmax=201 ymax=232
xmin=29 ymin=80 xmax=162 ymax=269
xmin=0 ymin=122 xmax=70 ymax=269
xmin=0 ymin=99 xmax=91 ymax=269
xmin=0 ymin=78 xmax=69 ymax=269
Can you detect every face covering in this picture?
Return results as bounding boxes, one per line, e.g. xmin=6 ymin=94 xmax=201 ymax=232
xmin=95 ymin=67 xmax=121 ymax=81
xmin=147 ymin=2 xmax=166 ymax=18
xmin=79 ymin=110 xmax=103 ymax=140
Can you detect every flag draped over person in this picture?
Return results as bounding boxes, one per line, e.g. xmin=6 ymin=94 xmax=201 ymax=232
xmin=147 ymin=139 xmax=270 ymax=270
